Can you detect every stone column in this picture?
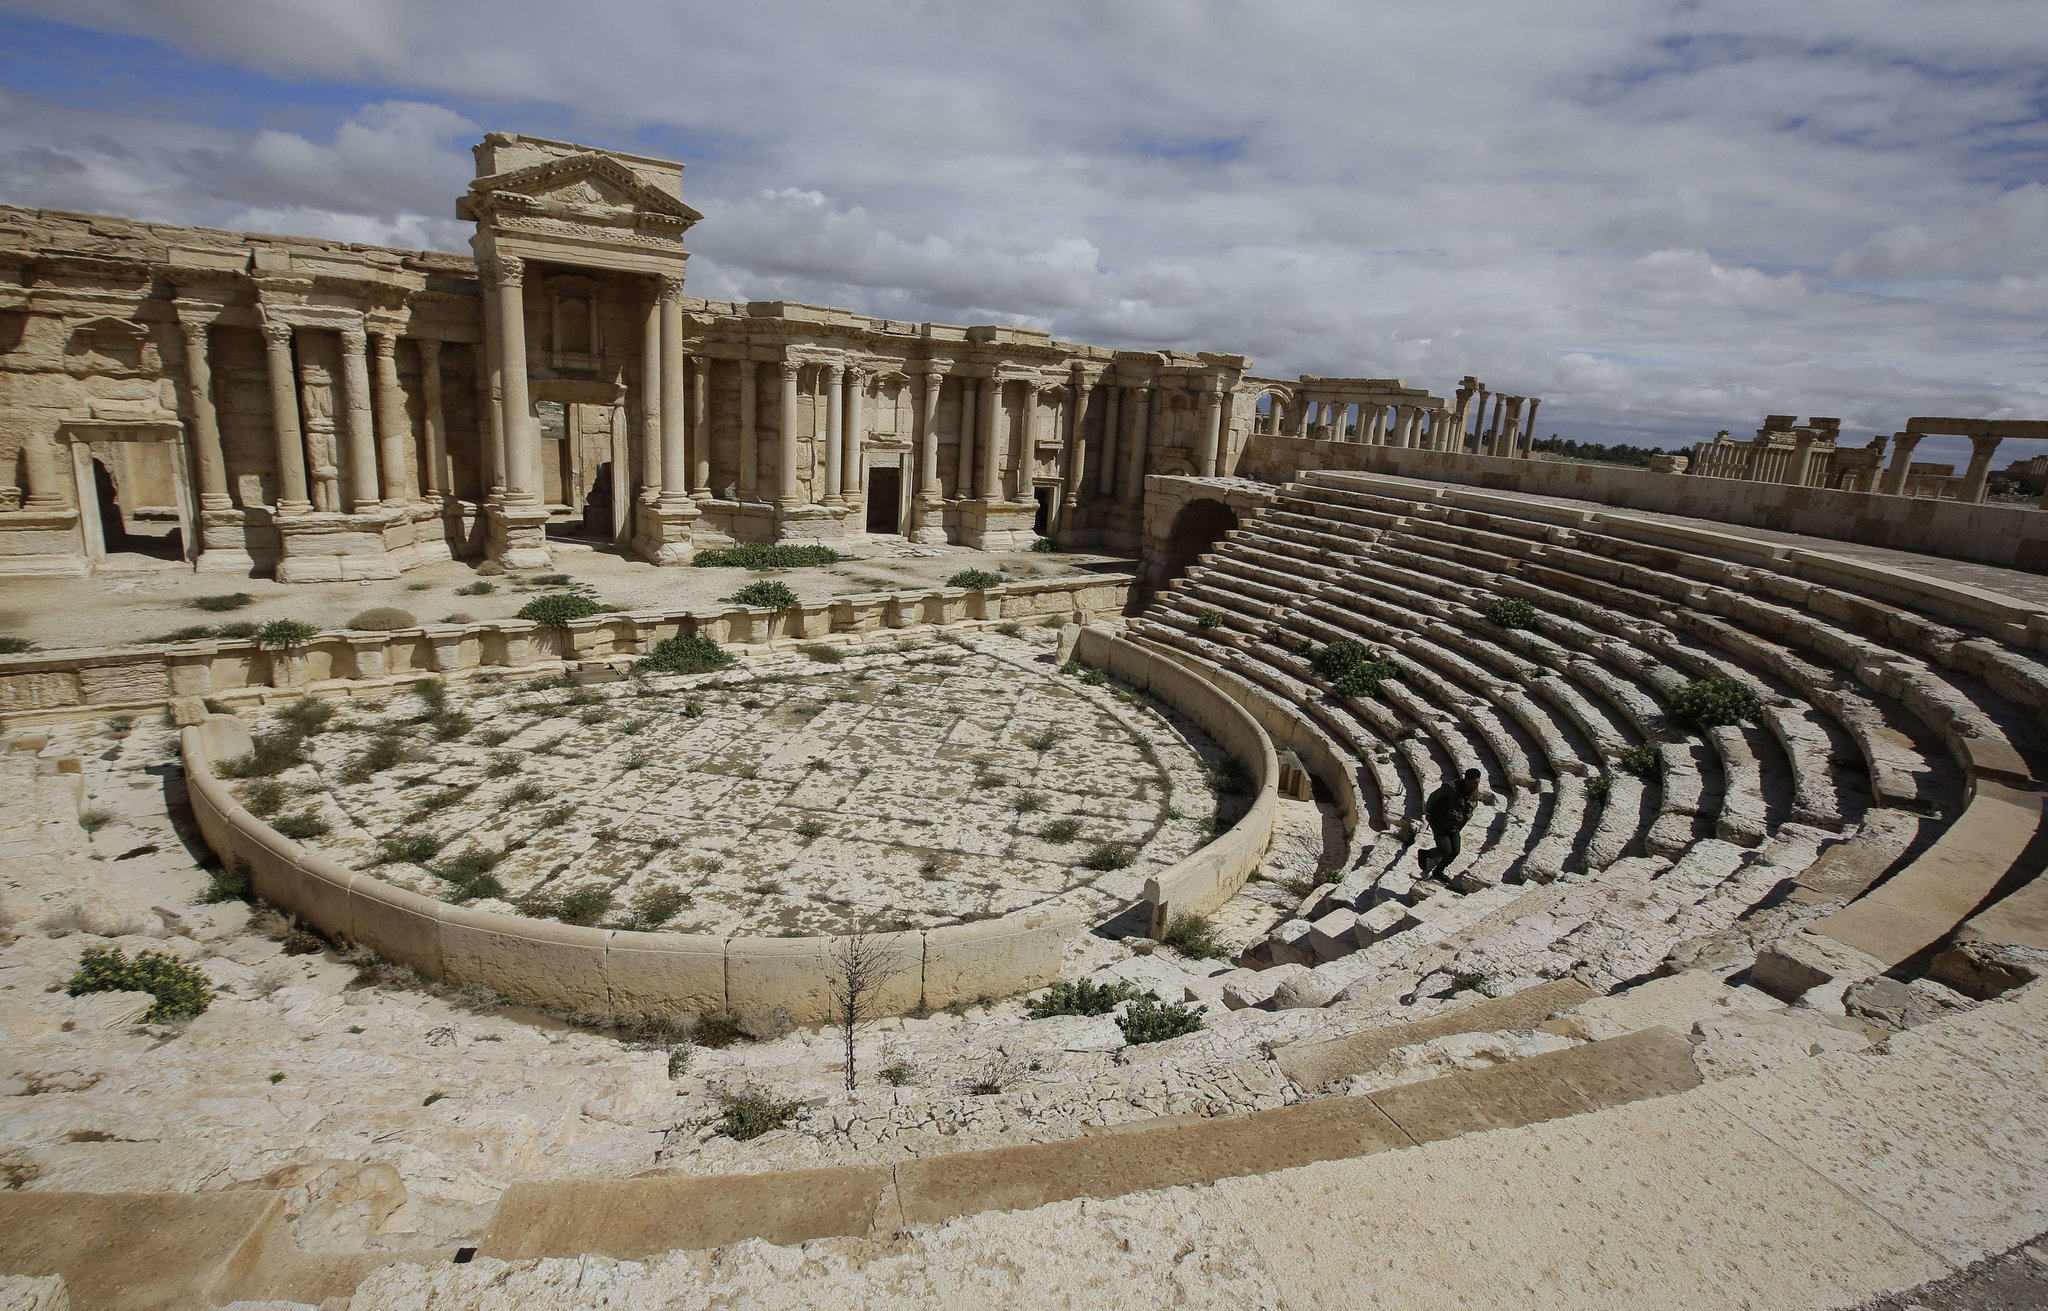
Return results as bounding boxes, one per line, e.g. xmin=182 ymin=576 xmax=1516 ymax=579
xmin=1385 ymin=405 xmax=1408 ymax=450
xmin=337 ymin=323 xmax=381 ymax=512
xmin=738 ymin=358 xmax=758 ymax=500
xmin=822 ymin=362 xmax=845 ymax=505
xmin=657 ymin=275 xmax=689 ymax=508
xmin=1521 ymin=398 xmax=1541 ymax=455
xmin=1470 ymin=390 xmax=1488 ymax=441
xmin=979 ymin=374 xmax=1005 ymax=501
xmin=690 ymin=355 xmax=712 ymax=499
xmin=1881 ymin=432 xmax=1922 ymax=496
xmin=843 ymin=365 xmax=865 ymax=498
xmin=493 ymin=257 xmax=537 ymax=503
xmin=1496 ymin=398 xmax=1524 ymax=457
xmin=640 ymin=291 xmax=662 ymax=500
xmin=474 ymin=335 xmax=501 ymax=498
xmin=1066 ymin=366 xmax=1090 ymax=505
xmin=20 ymin=429 xmax=64 ymax=509
xmin=370 ymin=330 xmax=412 ymax=505
xmin=918 ymin=364 xmax=945 ymax=497
xmin=1367 ymin=406 xmax=1386 ymax=444
xmin=955 ymin=376 xmax=977 ymax=497
xmin=1787 ymin=431 xmax=1818 ymax=486
xmin=419 ymin=339 xmax=446 ymax=499
xmin=1485 ymin=394 xmax=1503 ymax=446
xmin=1122 ymin=385 xmax=1151 ymax=500
xmin=266 ymin=321 xmax=313 ymax=512
xmin=178 ymin=319 xmax=230 ymax=509
xmin=1198 ymin=378 xmax=1223 ymax=477
xmin=1096 ymin=383 xmax=1122 ymax=496
xmin=777 ymin=360 xmax=802 ymax=505
xmin=1960 ymin=435 xmax=2001 ymax=504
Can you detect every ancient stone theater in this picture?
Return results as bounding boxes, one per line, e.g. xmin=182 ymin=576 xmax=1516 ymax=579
xmin=0 ymin=134 xmax=2045 ymax=1309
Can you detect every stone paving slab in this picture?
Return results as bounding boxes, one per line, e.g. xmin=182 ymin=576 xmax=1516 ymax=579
xmin=1275 ymin=978 xmax=1595 ymax=1091
xmin=0 ymin=1190 xmax=285 ymax=1311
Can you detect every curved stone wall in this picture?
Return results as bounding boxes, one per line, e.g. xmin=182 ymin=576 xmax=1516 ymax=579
xmin=179 ymin=630 xmax=1278 ymax=1022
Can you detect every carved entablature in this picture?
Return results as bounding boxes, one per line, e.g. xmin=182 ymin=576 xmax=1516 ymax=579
xmin=462 ymin=135 xmax=701 ymax=278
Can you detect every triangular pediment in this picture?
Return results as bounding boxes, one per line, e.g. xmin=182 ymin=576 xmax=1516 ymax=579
xmin=465 ymin=152 xmax=703 ymax=226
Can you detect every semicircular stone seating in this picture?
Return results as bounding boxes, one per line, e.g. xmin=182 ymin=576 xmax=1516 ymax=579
xmin=1127 ymin=469 xmax=2048 ymax=1014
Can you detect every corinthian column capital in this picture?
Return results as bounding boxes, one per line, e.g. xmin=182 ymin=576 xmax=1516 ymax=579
xmin=657 ymin=273 xmax=686 ymax=304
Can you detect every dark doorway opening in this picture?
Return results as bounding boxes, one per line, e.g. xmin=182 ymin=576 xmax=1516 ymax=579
xmin=1032 ymin=486 xmax=1053 ymax=535
xmin=579 ymin=461 xmax=613 ymax=538
xmin=1160 ymin=499 xmax=1237 ymax=589
xmin=866 ymin=467 xmax=900 ymax=533
xmin=93 ymin=456 xmax=183 ymax=562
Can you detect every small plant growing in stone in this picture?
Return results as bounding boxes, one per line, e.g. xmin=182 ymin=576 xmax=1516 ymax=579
xmin=879 ymin=1061 xmax=913 ymax=1086
xmin=1194 ymin=610 xmax=1225 ymax=629
xmin=275 ymin=697 xmax=337 ymax=736
xmin=67 ymin=946 xmax=214 ymax=1023
xmin=1668 ymin=676 xmax=1761 ymax=730
xmin=1026 ymin=978 xmax=1133 ymax=1019
xmin=0 ymin=637 xmax=31 ymax=655
xmin=1038 ymin=818 xmax=1082 ymax=844
xmin=577 ymin=707 xmax=612 ymax=727
xmin=1082 ymin=841 xmax=1135 ymax=871
xmin=272 ymin=812 xmax=330 ymax=840
xmin=1587 ymin=774 xmax=1612 ymax=803
xmin=1117 ymin=996 xmax=1206 ymax=1045
xmin=191 ymin=592 xmax=253 ymax=612
xmin=476 ymin=727 xmax=515 ymax=747
xmin=730 ymin=580 xmax=800 ymax=611
xmin=536 ymin=804 xmax=574 ymax=829
xmin=629 ymin=883 xmax=688 ymax=930
xmin=502 ymin=780 xmax=546 ymax=807
xmin=1161 ymin=911 xmax=1225 ymax=959
xmin=1204 ymin=759 xmax=1253 ymax=796
xmin=622 ymin=749 xmax=649 ymax=771
xmin=374 ymin=830 xmax=443 ymax=866
xmin=824 ymin=925 xmax=907 ymax=1090
xmin=254 ymin=619 xmax=319 ymax=652
xmin=222 ymin=729 xmax=309 ymax=780
xmin=1023 ymin=727 xmax=1062 ymax=752
xmin=636 ymin=634 xmax=734 ymax=675
xmin=198 ymin=859 xmax=250 ymax=905
xmin=693 ymin=543 xmax=844 ymax=569
xmin=947 ymin=568 xmax=1002 ymax=590
xmin=550 ymin=886 xmax=613 ymax=926
xmin=1617 ymin=743 xmax=1661 ymax=779
xmin=682 ymin=697 xmax=705 ymax=717
xmin=1012 ymin=792 xmax=1046 ymax=814
xmin=241 ymin=779 xmax=287 ymax=817
xmin=797 ymin=642 xmax=845 ymax=664
xmin=995 ymin=621 xmax=1022 ymax=637
xmin=486 ymin=754 xmax=521 ymax=779
xmin=515 ymin=593 xmax=607 ymax=627
xmin=78 ymin=806 xmax=114 ymax=834
xmin=795 ymin=817 xmax=827 ymax=839
xmin=436 ymin=848 xmax=504 ymax=901
xmin=1312 ymin=638 xmax=1398 ymax=700
xmin=347 ymin=607 xmax=417 ymax=631
xmin=455 ymin=580 xmax=494 ymax=596
xmin=713 ymin=1087 xmax=805 ymax=1140
xmin=1484 ymin=595 xmax=1539 ymax=630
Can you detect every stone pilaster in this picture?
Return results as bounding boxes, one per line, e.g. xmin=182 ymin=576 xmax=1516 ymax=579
xmin=418 ymin=339 xmax=446 ymax=499
xmin=1096 ymin=382 xmax=1122 ymax=496
xmin=259 ymin=318 xmax=311 ymax=512
xmin=979 ymin=373 xmax=1004 ymax=501
xmin=823 ymin=362 xmax=845 ymax=505
xmin=640 ymin=289 xmax=663 ymax=502
xmin=690 ymin=354 xmax=712 ymax=500
xmin=777 ymin=360 xmax=802 ymax=506
xmin=1198 ymin=377 xmax=1222 ymax=477
xmin=370 ymin=330 xmax=412 ymax=506
xmin=337 ymin=323 xmax=381 ymax=513
xmin=177 ymin=318 xmax=230 ymax=510
xmin=738 ymin=358 xmax=758 ymax=500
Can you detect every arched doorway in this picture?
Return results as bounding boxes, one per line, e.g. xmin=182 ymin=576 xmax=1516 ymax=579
xmin=1160 ymin=498 xmax=1238 ymax=590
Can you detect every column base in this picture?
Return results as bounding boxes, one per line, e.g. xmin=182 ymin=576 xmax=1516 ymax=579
xmin=193 ymin=507 xmax=267 ymax=577
xmin=483 ymin=501 xmax=553 ymax=572
xmin=910 ymin=494 xmax=950 ymax=545
xmin=0 ymin=508 xmax=88 ymax=577
xmin=634 ymin=501 xmax=700 ymax=566
xmin=957 ymin=500 xmax=1038 ymax=551
xmin=274 ymin=510 xmax=406 ymax=583
xmin=773 ymin=501 xmax=851 ymax=544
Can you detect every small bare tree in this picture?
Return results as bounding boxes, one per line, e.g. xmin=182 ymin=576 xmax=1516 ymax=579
xmin=824 ymin=925 xmax=907 ymax=1091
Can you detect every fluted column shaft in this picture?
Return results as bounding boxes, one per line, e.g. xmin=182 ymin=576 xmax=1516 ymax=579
xmin=979 ymin=374 xmax=1004 ymax=501
xmin=1067 ymin=368 xmax=1091 ymax=505
xmin=1122 ymin=386 xmax=1151 ymax=501
xmin=822 ymin=363 xmax=846 ymax=504
xmin=179 ymin=320 xmax=230 ymax=508
xmin=370 ymin=331 xmax=411 ymax=505
xmin=1096 ymin=383 xmax=1122 ymax=496
xmin=955 ymin=376 xmax=978 ymax=497
xmin=639 ymin=292 xmax=662 ymax=499
xmin=419 ymin=339 xmax=446 ymax=498
xmin=738 ymin=359 xmax=758 ymax=499
xmin=492 ymin=259 xmax=537 ymax=502
xmin=843 ymin=366 xmax=865 ymax=496
xmin=917 ymin=366 xmax=945 ymax=496
xmin=690 ymin=356 xmax=712 ymax=498
xmin=657 ymin=276 xmax=688 ymax=508
xmin=337 ymin=324 xmax=381 ymax=512
xmin=1198 ymin=381 xmax=1223 ymax=477
xmin=1961 ymin=435 xmax=2001 ymax=504
xmin=1521 ymin=399 xmax=1541 ymax=454
xmin=777 ymin=361 xmax=802 ymax=505
xmin=1882 ymin=433 xmax=1922 ymax=496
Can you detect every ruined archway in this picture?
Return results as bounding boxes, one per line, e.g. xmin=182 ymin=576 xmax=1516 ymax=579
xmin=1160 ymin=498 xmax=1239 ymax=591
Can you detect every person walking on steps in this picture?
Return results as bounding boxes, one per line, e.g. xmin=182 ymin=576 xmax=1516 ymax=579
xmin=1416 ymin=768 xmax=1482 ymax=879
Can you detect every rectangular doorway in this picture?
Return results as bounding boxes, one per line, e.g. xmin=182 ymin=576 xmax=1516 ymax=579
xmin=867 ymin=467 xmax=901 ymax=533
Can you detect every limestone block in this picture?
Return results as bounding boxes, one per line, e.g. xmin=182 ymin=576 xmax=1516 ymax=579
xmin=1752 ymin=930 xmax=1887 ymax=1002
xmin=439 ymin=910 xmax=610 ymax=1015
xmin=601 ymin=929 xmax=730 ymax=1017
xmin=76 ymin=660 xmax=171 ymax=706
xmin=1271 ymin=969 xmax=1349 ymax=1011
xmin=0 ymin=671 xmax=82 ymax=712
xmin=1265 ymin=918 xmax=1317 ymax=967
xmin=1056 ymin=623 xmax=1082 ymax=665
xmin=347 ymin=875 xmax=449 ymax=980
xmin=1307 ymin=908 xmax=1362 ymax=963
xmin=0 ymin=1273 xmax=69 ymax=1310
xmin=1357 ymin=900 xmax=1420 ymax=943
xmin=1220 ymin=963 xmax=1307 ymax=1010
xmin=925 ymin=913 xmax=1067 ymax=1012
xmin=166 ymin=695 xmax=209 ymax=728
xmin=1691 ymin=1011 xmax=1871 ymax=1081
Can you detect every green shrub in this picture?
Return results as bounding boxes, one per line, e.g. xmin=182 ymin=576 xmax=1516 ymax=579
xmin=374 ymin=830 xmax=444 ymax=866
xmin=221 ymin=729 xmax=307 ymax=779
xmin=198 ymin=859 xmax=250 ymax=905
xmin=795 ymin=817 xmax=827 ymax=839
xmin=254 ymin=619 xmax=319 ymax=651
xmin=729 ymin=580 xmax=800 ymax=611
xmin=554 ymin=886 xmax=614 ymax=927
xmin=1038 ymin=818 xmax=1083 ymax=844
xmin=1668 ymin=676 xmax=1761 ymax=730
xmin=0 ymin=637 xmax=31 ymax=655
xmin=67 ymin=946 xmax=214 ymax=1023
xmin=1194 ymin=610 xmax=1225 ymax=629
xmin=692 ymin=544 xmax=844 ymax=570
xmin=455 ymin=580 xmax=495 ymax=596
xmin=1012 ymin=792 xmax=1046 ymax=814
xmin=635 ymin=634 xmax=734 ymax=675
xmin=1587 ymin=775 xmax=1612 ymax=803
xmin=191 ymin=592 xmax=253 ymax=612
xmin=1026 ymin=978 xmax=1133 ymax=1019
xmin=438 ymin=847 xmax=505 ymax=901
xmin=1117 ymin=996 xmax=1206 ymax=1045
xmin=947 ymin=568 xmax=1002 ymax=590
xmin=347 ymin=607 xmax=417 ymax=631
xmin=1617 ymin=743 xmax=1661 ymax=779
xmin=430 ymin=710 xmax=473 ymax=741
xmin=241 ymin=779 xmax=287 ymax=817
xmin=1204 ymin=759 xmax=1253 ymax=796
xmin=516 ymin=593 xmax=607 ymax=627
xmin=714 ymin=1088 xmax=804 ymax=1140
xmin=1023 ymin=727 xmax=1062 ymax=752
xmin=338 ymin=734 xmax=406 ymax=782
xmin=1311 ymin=639 xmax=1399 ymax=700
xmin=486 ymin=753 xmax=521 ymax=779
xmin=629 ymin=883 xmax=689 ymax=930
xmin=1161 ymin=911 xmax=1225 ymax=959
xmin=1083 ymin=841 xmax=1135 ymax=871
xmin=272 ymin=812 xmax=330 ymax=840
xmin=797 ymin=642 xmax=844 ymax=664
xmin=1484 ymin=596 xmax=1538 ymax=630
xmin=274 ymin=697 xmax=336 ymax=736
xmin=1029 ymin=537 xmax=1058 ymax=553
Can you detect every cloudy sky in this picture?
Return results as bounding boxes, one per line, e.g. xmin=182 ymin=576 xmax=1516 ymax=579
xmin=2 ymin=1 xmax=2045 ymax=461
